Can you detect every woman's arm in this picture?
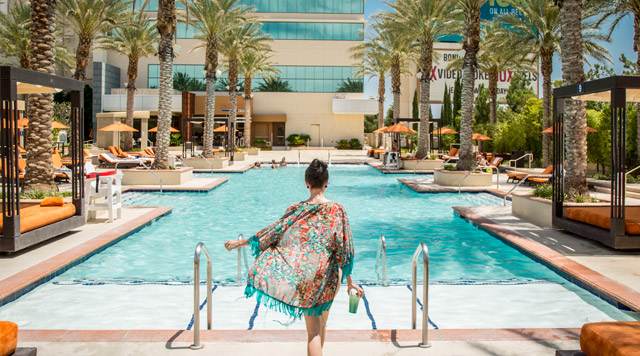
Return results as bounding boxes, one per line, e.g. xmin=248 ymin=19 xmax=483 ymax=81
xmin=224 ymin=238 xmax=249 ymax=251
xmin=346 ymin=275 xmax=364 ymax=297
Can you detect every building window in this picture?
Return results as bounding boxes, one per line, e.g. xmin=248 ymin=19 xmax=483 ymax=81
xmin=138 ymin=0 xmax=364 ymax=14
xmin=147 ymin=64 xmax=363 ymax=93
xmin=261 ymin=22 xmax=363 ymax=41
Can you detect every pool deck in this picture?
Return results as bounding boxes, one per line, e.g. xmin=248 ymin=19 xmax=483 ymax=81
xmin=122 ymin=177 xmax=228 ymax=192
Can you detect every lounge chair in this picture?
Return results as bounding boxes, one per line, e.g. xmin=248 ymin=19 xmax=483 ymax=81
xmin=108 ymin=146 xmax=128 ymax=158
xmin=1 ymin=158 xmax=26 ymax=182
xmin=51 ymin=150 xmax=71 ymax=182
xmin=0 ymin=198 xmax=76 ymax=235
xmin=99 ymin=153 xmax=147 ymax=168
xmin=443 ymin=147 xmax=459 ymax=160
xmin=144 ymin=148 xmax=155 ymax=158
xmin=507 ymin=165 xmax=553 ymax=183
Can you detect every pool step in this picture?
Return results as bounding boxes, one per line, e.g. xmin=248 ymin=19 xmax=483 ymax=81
xmin=588 ymin=179 xmax=640 ymax=200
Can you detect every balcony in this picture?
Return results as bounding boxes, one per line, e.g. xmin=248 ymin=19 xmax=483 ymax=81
xmin=332 ymin=98 xmax=377 ymax=115
xmin=102 ymin=93 xmax=183 ymax=112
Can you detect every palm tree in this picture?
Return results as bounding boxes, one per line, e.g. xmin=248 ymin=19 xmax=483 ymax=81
xmin=255 ymin=77 xmax=292 ymax=92
xmin=496 ymin=1 xmax=609 ymax=167
xmin=0 ymin=1 xmax=73 ymax=70
xmin=153 ymin=0 xmax=177 ymax=169
xmin=350 ymin=31 xmax=391 ymax=148
xmin=57 ymin=0 xmax=129 ymax=81
xmin=456 ymin=0 xmax=483 ymax=171
xmin=174 ymin=72 xmax=207 ymax=91
xmin=219 ymin=21 xmax=271 ymax=154
xmin=370 ymin=17 xmax=415 ymax=128
xmin=24 ymin=0 xmax=57 ymax=192
xmin=180 ymin=0 xmax=252 ymax=158
xmin=382 ymin=0 xmax=457 ymax=159
xmin=215 ymin=78 xmax=244 ymax=92
xmin=592 ymin=0 xmax=640 ymax=162
xmin=100 ymin=10 xmax=158 ymax=151
xmin=558 ymin=0 xmax=589 ymax=196
xmin=238 ymin=49 xmax=279 ymax=147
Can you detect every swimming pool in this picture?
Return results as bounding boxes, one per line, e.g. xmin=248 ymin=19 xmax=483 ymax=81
xmin=0 ymin=165 xmax=637 ymax=330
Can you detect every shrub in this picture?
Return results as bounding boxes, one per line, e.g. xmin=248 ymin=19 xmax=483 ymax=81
xmin=337 ymin=139 xmax=350 ymax=149
xmin=170 ymin=133 xmax=182 ymax=146
xmin=20 ymin=190 xmax=73 ymax=199
xmin=253 ymin=138 xmax=268 ymax=148
xmin=286 ymin=134 xmax=310 ymax=146
xmin=532 ymin=184 xmax=553 ymax=200
xmin=349 ymin=138 xmax=362 ymax=149
xmin=443 ymin=164 xmax=456 ymax=171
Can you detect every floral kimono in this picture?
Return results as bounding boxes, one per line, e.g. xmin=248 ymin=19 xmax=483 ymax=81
xmin=245 ymin=201 xmax=354 ymax=319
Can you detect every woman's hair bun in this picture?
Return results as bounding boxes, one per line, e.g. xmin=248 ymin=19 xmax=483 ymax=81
xmin=305 ymin=159 xmax=329 ymax=188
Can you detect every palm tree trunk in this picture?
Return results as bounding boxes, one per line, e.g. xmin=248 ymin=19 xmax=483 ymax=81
xmin=153 ymin=0 xmax=175 ymax=170
xmin=415 ymin=43 xmax=432 ymax=159
xmin=559 ymin=0 xmax=588 ymax=196
xmin=153 ymin=34 xmax=173 ymax=169
xmin=488 ymin=72 xmax=497 ymax=124
xmin=457 ymin=1 xmax=481 ymax=172
xmin=202 ymin=39 xmax=218 ymax=158
xmin=635 ymin=13 xmax=640 ymax=164
xmin=391 ymin=60 xmax=401 ymax=123
xmin=243 ymin=76 xmax=252 ymax=148
xmin=123 ymin=58 xmax=138 ymax=151
xmin=73 ymin=35 xmax=92 ymax=81
xmin=24 ymin=0 xmax=57 ymax=192
xmin=377 ymin=75 xmax=385 ymax=147
xmin=229 ymin=58 xmax=239 ymax=154
xmin=541 ymin=54 xmax=553 ymax=167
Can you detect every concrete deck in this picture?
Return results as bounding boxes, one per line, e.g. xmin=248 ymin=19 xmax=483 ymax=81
xmin=122 ymin=178 xmax=228 ymax=192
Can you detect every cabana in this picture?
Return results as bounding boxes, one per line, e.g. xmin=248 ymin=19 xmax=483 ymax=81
xmin=0 ymin=66 xmax=85 ymax=253
xmin=552 ymin=76 xmax=640 ymax=249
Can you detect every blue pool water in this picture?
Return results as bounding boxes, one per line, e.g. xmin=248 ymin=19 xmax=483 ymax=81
xmin=2 ymin=165 xmax=638 ymax=330
xmin=64 ymin=165 xmax=553 ymax=284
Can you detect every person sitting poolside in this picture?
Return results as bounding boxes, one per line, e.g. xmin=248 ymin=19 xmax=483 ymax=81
xmin=253 ymin=161 xmax=262 ymax=169
xmin=280 ymin=157 xmax=287 ymax=167
xmin=271 ymin=159 xmax=278 ymax=169
xmin=477 ymin=156 xmax=488 ymax=167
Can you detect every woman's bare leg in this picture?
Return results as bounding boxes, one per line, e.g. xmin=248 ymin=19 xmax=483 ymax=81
xmin=304 ymin=315 xmax=323 ymax=356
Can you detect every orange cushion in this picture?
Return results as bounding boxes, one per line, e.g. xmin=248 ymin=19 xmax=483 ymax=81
xmin=0 ymin=204 xmax=76 ymax=234
xmin=528 ymin=177 xmax=549 ymax=183
xmin=581 ymin=322 xmax=640 ymax=356
xmin=566 ymin=207 xmax=640 ymax=235
xmin=0 ymin=321 xmax=18 ymax=356
xmin=40 ymin=197 xmax=64 ymax=207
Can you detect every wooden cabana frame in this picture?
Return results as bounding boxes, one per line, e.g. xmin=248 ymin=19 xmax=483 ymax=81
xmin=552 ymin=76 xmax=640 ymax=249
xmin=0 ymin=66 xmax=85 ymax=253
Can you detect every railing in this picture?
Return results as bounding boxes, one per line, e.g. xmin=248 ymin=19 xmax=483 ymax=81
xmin=237 ymin=234 xmax=249 ymax=287
xmin=298 ymin=150 xmax=301 ymax=168
xmin=198 ymin=153 xmax=215 ymax=171
xmin=411 ymin=241 xmax=431 ymax=348
xmin=328 ymin=150 xmax=332 ymax=167
xmin=191 ymin=242 xmax=212 ymax=350
xmin=374 ymin=235 xmax=387 ymax=287
xmin=509 ymin=153 xmax=533 ymax=169
xmin=503 ymin=173 xmax=552 ymax=206
xmin=626 ymin=165 xmax=640 ymax=182
xmin=475 ymin=164 xmax=501 ymax=190
xmin=412 ymin=154 xmax=439 ymax=174
xmin=458 ymin=171 xmax=472 ymax=193
xmin=115 ymin=160 xmax=163 ymax=195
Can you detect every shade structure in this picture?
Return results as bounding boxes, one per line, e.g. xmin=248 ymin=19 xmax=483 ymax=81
xmin=52 ymin=121 xmax=69 ymax=129
xmin=213 ymin=125 xmax=237 ymax=133
xmin=541 ymin=123 xmax=597 ymax=133
xmin=99 ymin=122 xmax=138 ymax=132
xmin=472 ymin=133 xmax=493 ymax=141
xmin=372 ymin=126 xmax=387 ymax=134
xmin=431 ymin=127 xmax=458 ymax=135
xmin=16 ymin=82 xmax=61 ymax=95
xmin=149 ymin=126 xmax=179 ymax=133
xmin=381 ymin=123 xmax=417 ymax=134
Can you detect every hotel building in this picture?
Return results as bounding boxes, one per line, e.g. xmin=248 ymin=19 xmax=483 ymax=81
xmin=89 ymin=0 xmax=376 ymax=148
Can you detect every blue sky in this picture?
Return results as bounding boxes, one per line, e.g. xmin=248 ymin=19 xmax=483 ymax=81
xmin=362 ymin=0 xmax=636 ymax=112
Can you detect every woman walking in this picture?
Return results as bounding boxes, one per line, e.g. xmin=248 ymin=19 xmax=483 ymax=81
xmin=225 ymin=159 xmax=363 ymax=356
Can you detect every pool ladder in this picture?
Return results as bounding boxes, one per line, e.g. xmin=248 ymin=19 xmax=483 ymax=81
xmin=191 ymin=242 xmax=212 ymax=350
xmin=411 ymin=241 xmax=431 ymax=348
xmin=374 ymin=235 xmax=387 ymax=286
xmin=237 ymin=234 xmax=249 ymax=286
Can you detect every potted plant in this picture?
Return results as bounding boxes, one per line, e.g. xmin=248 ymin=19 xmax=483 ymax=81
xmin=286 ymin=134 xmax=310 ymax=147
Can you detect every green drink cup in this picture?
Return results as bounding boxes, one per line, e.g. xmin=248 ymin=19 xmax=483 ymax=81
xmin=348 ymin=290 xmax=361 ymax=314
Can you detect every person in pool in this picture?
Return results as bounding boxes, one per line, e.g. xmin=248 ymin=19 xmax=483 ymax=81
xmin=224 ymin=159 xmax=363 ymax=356
xmin=253 ymin=161 xmax=262 ymax=169
xmin=280 ymin=157 xmax=287 ymax=167
xmin=271 ymin=159 xmax=278 ymax=169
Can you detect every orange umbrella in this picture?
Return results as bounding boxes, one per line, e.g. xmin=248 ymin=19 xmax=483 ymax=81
xmin=431 ymin=127 xmax=458 ymax=135
xmin=472 ymin=133 xmax=493 ymax=141
xmin=149 ymin=126 xmax=179 ymax=133
xmin=381 ymin=123 xmax=417 ymax=134
xmin=372 ymin=126 xmax=387 ymax=134
xmin=213 ymin=125 xmax=237 ymax=133
xmin=52 ymin=121 xmax=69 ymax=129
xmin=99 ymin=122 xmax=138 ymax=132
xmin=541 ymin=123 xmax=597 ymax=133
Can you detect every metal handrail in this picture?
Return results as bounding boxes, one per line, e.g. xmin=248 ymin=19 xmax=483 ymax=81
xmin=374 ymin=235 xmax=387 ymax=286
xmin=458 ymin=171 xmax=472 ymax=193
xmin=191 ymin=242 xmax=212 ymax=350
xmin=475 ymin=164 xmax=501 ymax=190
xmin=440 ymin=157 xmax=456 ymax=168
xmin=626 ymin=165 xmax=640 ymax=181
xmin=412 ymin=154 xmax=439 ymax=174
xmin=411 ymin=241 xmax=431 ymax=348
xmin=503 ymin=173 xmax=552 ymax=206
xmin=298 ymin=150 xmax=301 ymax=167
xmin=509 ymin=153 xmax=533 ymax=169
xmin=328 ymin=150 xmax=332 ymax=167
xmin=198 ymin=153 xmax=215 ymax=171
xmin=114 ymin=159 xmax=163 ymax=195
xmin=237 ymin=234 xmax=249 ymax=286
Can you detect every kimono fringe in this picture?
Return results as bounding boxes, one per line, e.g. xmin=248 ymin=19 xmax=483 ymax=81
xmin=245 ymin=284 xmax=333 ymax=319
xmin=341 ymin=253 xmax=354 ymax=283
xmin=248 ymin=236 xmax=261 ymax=258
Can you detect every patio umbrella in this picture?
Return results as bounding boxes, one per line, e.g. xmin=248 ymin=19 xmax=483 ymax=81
xmin=17 ymin=118 xmax=28 ymax=127
xmin=472 ymin=133 xmax=493 ymax=141
xmin=52 ymin=121 xmax=69 ymax=129
xmin=431 ymin=127 xmax=458 ymax=135
xmin=99 ymin=122 xmax=138 ymax=146
xmin=381 ymin=123 xmax=417 ymax=134
xmin=213 ymin=125 xmax=237 ymax=132
xmin=372 ymin=126 xmax=387 ymax=134
xmin=541 ymin=123 xmax=597 ymax=133
xmin=148 ymin=126 xmax=179 ymax=133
